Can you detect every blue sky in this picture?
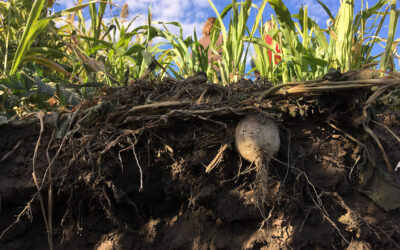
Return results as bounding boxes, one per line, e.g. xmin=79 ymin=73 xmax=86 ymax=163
xmin=53 ymin=0 xmax=399 ymax=70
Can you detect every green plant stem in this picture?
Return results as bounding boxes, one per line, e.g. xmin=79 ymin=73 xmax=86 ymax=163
xmin=380 ymin=0 xmax=399 ymax=71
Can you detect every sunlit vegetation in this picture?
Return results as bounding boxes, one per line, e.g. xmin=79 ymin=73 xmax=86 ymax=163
xmin=0 ymin=0 xmax=398 ymax=117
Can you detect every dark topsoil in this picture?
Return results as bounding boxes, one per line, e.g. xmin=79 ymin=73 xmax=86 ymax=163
xmin=0 ymin=76 xmax=399 ymax=250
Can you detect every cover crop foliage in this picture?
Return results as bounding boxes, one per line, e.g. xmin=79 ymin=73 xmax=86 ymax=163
xmin=0 ymin=0 xmax=398 ymax=116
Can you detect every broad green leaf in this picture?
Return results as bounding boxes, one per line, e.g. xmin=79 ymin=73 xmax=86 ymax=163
xmin=22 ymin=56 xmax=72 ymax=76
xmin=302 ymin=55 xmax=327 ymax=67
xmin=123 ymin=44 xmax=146 ymax=56
xmin=142 ymin=51 xmax=154 ymax=66
xmin=26 ymin=47 xmax=68 ymax=59
xmin=10 ymin=0 xmax=46 ymax=74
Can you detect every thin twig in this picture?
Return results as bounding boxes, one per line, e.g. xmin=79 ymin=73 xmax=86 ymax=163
xmin=258 ymin=78 xmax=325 ymax=101
xmin=46 ymin=129 xmax=56 ymax=250
xmin=31 ymin=111 xmax=52 ymax=250
xmin=363 ymin=125 xmax=392 ymax=172
xmin=349 ymin=155 xmax=361 ymax=182
xmin=395 ymin=161 xmax=400 ymax=172
xmin=0 ymin=193 xmax=38 ymax=241
xmin=371 ymin=119 xmax=400 ymax=143
xmin=127 ymin=100 xmax=192 ymax=114
xmin=0 ymin=140 xmax=22 ymax=162
xmin=362 ymin=85 xmax=394 ymax=172
xmin=258 ymin=82 xmax=308 ymax=101
xmin=279 ymin=130 xmax=291 ymax=194
xmin=118 ymin=146 xmax=132 ymax=173
xmin=162 ymin=109 xmax=228 ymax=129
xmin=327 ymin=122 xmax=365 ymax=147
xmin=127 ymin=135 xmax=144 ymax=192
xmin=259 ymin=78 xmax=399 ymax=100
xmin=1 ymin=106 xmax=81 ymax=246
xmin=271 ymin=156 xmax=350 ymax=244
xmin=258 ymin=206 xmax=275 ymax=230
xmin=205 ymin=143 xmax=229 ymax=173
xmin=299 ymin=209 xmax=311 ymax=233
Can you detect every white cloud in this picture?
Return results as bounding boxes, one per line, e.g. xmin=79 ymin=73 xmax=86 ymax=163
xmin=55 ymin=0 xmax=211 ymax=39
xmin=125 ymin=0 xmax=209 ymax=37
xmin=55 ymin=0 xmax=77 ymax=9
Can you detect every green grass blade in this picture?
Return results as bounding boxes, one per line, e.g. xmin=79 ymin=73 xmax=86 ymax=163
xmin=96 ymin=1 xmax=108 ymax=39
xmin=243 ymin=0 xmax=267 ymax=74
xmin=1 ymin=1 xmax=12 ymax=74
xmin=122 ymin=44 xmax=146 ymax=56
xmin=302 ymin=6 xmax=309 ymax=49
xmin=22 ymin=56 xmax=72 ymax=76
xmin=26 ymin=47 xmax=69 ymax=59
xmin=267 ymin=0 xmax=303 ymax=79
xmin=10 ymin=0 xmax=46 ymax=74
xmin=365 ymin=4 xmax=390 ymax=61
xmin=207 ymin=0 xmax=228 ymax=42
xmin=89 ymin=1 xmax=97 ymax=37
xmin=380 ymin=0 xmax=398 ymax=71
xmin=316 ymin=0 xmax=335 ymax=20
xmin=75 ymin=35 xmax=123 ymax=55
xmin=146 ymin=5 xmax=152 ymax=49
xmin=354 ymin=0 xmax=390 ymax=28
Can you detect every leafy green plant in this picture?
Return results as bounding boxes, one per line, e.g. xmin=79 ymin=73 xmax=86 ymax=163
xmin=58 ymin=3 xmax=168 ymax=84
xmin=260 ymin=0 xmax=396 ymax=82
xmin=0 ymin=0 xmax=398 ymax=94
xmin=0 ymin=0 xmax=47 ymax=75
xmin=251 ymin=24 xmax=282 ymax=83
xmin=10 ymin=0 xmax=49 ymax=74
xmin=148 ymin=22 xmax=209 ymax=80
xmin=325 ymin=0 xmax=392 ymax=71
xmin=208 ymin=0 xmax=268 ymax=84
xmin=0 ymin=69 xmax=80 ymax=117
xmin=0 ymin=0 xmax=107 ymax=77
xmin=266 ymin=0 xmax=320 ymax=81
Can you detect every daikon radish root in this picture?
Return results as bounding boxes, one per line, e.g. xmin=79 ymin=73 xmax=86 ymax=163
xmin=235 ymin=114 xmax=280 ymax=163
xmin=235 ymin=114 xmax=280 ymax=214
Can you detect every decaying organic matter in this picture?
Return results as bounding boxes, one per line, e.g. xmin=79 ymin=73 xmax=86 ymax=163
xmin=0 ymin=75 xmax=400 ymax=249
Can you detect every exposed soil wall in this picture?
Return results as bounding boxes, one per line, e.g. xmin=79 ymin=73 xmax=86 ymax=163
xmin=1 ymin=78 xmax=399 ymax=249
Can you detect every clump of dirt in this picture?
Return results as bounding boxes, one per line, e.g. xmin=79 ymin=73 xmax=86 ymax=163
xmin=0 ymin=75 xmax=399 ymax=249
